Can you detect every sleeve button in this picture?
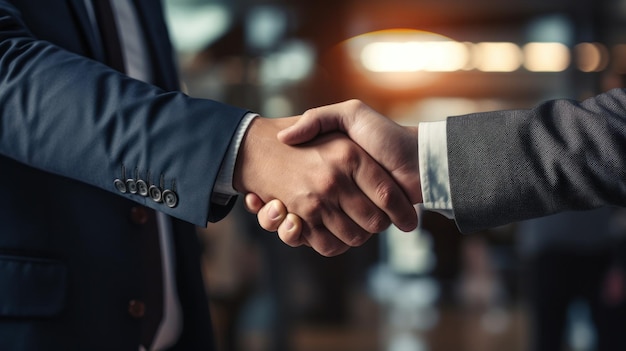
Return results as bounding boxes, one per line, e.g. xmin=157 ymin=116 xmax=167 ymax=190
xmin=126 ymin=179 xmax=138 ymax=194
xmin=136 ymin=180 xmax=149 ymax=196
xmin=149 ymin=185 xmax=162 ymax=203
xmin=114 ymin=179 xmax=127 ymax=193
xmin=163 ymin=190 xmax=178 ymax=208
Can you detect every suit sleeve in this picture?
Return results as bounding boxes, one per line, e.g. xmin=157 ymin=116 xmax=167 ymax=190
xmin=447 ymin=88 xmax=626 ymax=233
xmin=0 ymin=2 xmax=249 ymax=226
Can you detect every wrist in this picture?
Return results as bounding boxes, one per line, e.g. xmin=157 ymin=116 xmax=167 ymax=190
xmin=233 ymin=117 xmax=262 ymax=193
xmin=233 ymin=116 xmax=299 ymax=193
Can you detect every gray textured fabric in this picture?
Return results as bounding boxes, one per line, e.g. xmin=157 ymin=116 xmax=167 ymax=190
xmin=447 ymin=88 xmax=626 ymax=233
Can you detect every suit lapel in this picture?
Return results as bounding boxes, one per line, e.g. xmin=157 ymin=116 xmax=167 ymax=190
xmin=66 ymin=0 xmax=106 ymax=63
xmin=130 ymin=0 xmax=180 ymax=90
xmin=65 ymin=0 xmax=178 ymax=90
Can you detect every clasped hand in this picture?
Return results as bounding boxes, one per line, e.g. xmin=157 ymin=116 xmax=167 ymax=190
xmin=235 ymin=100 xmax=420 ymax=256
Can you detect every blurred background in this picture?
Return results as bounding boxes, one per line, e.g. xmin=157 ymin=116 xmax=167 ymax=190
xmin=162 ymin=0 xmax=626 ymax=350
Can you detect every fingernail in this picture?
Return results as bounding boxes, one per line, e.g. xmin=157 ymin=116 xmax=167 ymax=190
xmin=284 ymin=218 xmax=295 ymax=231
xmin=268 ymin=202 xmax=280 ymax=220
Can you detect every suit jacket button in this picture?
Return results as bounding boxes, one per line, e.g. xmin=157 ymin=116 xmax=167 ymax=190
xmin=126 ymin=179 xmax=138 ymax=194
xmin=136 ymin=180 xmax=149 ymax=196
xmin=130 ymin=206 xmax=149 ymax=225
xmin=149 ymin=185 xmax=162 ymax=203
xmin=128 ymin=300 xmax=145 ymax=319
xmin=114 ymin=179 xmax=127 ymax=193
xmin=162 ymin=190 xmax=178 ymax=208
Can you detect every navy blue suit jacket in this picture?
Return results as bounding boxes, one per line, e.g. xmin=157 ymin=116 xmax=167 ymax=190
xmin=0 ymin=0 xmax=248 ymax=349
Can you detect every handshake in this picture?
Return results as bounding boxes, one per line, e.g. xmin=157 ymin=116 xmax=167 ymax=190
xmin=231 ymin=91 xmax=625 ymax=256
xmin=232 ymin=100 xmax=422 ymax=257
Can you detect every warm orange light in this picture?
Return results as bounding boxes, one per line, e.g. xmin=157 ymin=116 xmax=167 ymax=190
xmin=575 ymin=42 xmax=609 ymax=72
xmin=348 ymin=29 xmax=468 ymax=73
xmin=360 ymin=41 xmax=426 ymax=72
xmin=360 ymin=41 xmax=469 ymax=72
xmin=422 ymin=41 xmax=470 ymax=72
xmin=339 ymin=28 xmax=625 ymax=92
xmin=523 ymin=42 xmax=570 ymax=72
xmin=345 ymin=29 xmax=460 ymax=89
xmin=473 ymin=42 xmax=522 ymax=72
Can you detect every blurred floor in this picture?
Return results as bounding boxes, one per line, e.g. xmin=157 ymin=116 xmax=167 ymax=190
xmin=289 ymin=298 xmax=528 ymax=351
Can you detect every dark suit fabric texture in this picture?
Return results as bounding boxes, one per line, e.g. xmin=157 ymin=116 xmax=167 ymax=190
xmin=0 ymin=0 xmax=248 ymax=350
xmin=446 ymin=88 xmax=626 ymax=233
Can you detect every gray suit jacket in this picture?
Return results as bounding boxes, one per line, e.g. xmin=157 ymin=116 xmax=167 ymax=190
xmin=447 ymin=88 xmax=626 ymax=233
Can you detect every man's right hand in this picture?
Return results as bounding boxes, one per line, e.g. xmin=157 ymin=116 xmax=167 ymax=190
xmin=234 ymin=114 xmax=417 ymax=257
xmin=244 ymin=100 xmax=422 ymax=249
xmin=279 ymin=99 xmax=421 ymax=203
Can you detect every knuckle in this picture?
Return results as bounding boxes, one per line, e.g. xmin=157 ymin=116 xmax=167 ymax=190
xmin=302 ymin=106 xmax=319 ymax=119
xmin=278 ymin=229 xmax=302 ymax=247
xmin=335 ymin=147 xmax=361 ymax=171
xmin=290 ymin=191 xmax=324 ymax=220
xmin=299 ymin=195 xmax=325 ymax=218
xmin=349 ymin=233 xmax=372 ymax=247
xmin=375 ymin=181 xmax=396 ymax=209
xmin=346 ymin=99 xmax=365 ymax=111
xmin=367 ymin=213 xmax=391 ymax=233
xmin=317 ymin=248 xmax=334 ymax=257
xmin=320 ymin=176 xmax=336 ymax=194
xmin=312 ymin=174 xmax=340 ymax=198
xmin=317 ymin=244 xmax=347 ymax=257
xmin=308 ymin=231 xmax=347 ymax=257
xmin=258 ymin=219 xmax=277 ymax=232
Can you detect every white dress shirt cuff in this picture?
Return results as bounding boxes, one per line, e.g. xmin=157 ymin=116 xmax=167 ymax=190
xmin=211 ymin=112 xmax=258 ymax=205
xmin=418 ymin=120 xmax=455 ymax=219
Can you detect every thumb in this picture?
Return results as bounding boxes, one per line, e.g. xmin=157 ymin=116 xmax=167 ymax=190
xmin=277 ymin=115 xmax=323 ymax=145
xmin=244 ymin=193 xmax=265 ymax=214
xmin=277 ymin=106 xmax=348 ymax=145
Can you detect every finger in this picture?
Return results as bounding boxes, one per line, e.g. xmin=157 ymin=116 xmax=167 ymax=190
xmin=301 ymin=224 xmax=351 ymax=257
xmin=256 ymin=199 xmax=289 ymax=232
xmin=277 ymin=214 xmax=309 ymax=248
xmin=276 ymin=213 xmax=306 ymax=245
xmin=244 ymin=193 xmax=266 ymax=214
xmin=354 ymin=161 xmax=418 ymax=232
xmin=286 ymin=206 xmax=353 ymax=256
xmin=315 ymin=207 xmax=373 ymax=254
xmin=338 ymin=187 xmax=391 ymax=235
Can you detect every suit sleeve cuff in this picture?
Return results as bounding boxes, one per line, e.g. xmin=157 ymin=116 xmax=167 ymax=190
xmin=419 ymin=120 xmax=455 ymax=219
xmin=211 ymin=112 xmax=258 ymax=205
